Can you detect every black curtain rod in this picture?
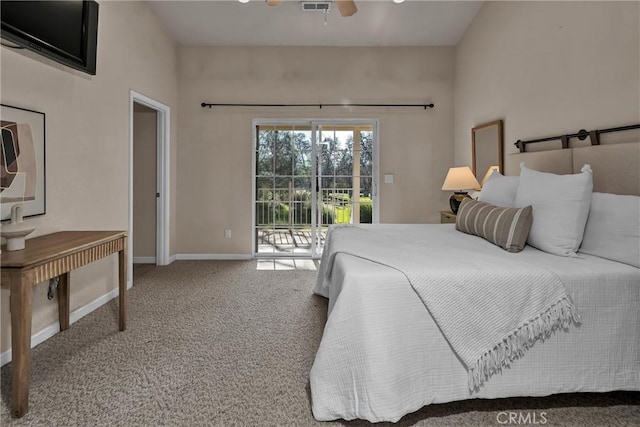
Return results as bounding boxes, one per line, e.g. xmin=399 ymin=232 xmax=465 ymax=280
xmin=514 ymin=123 xmax=640 ymax=152
xmin=201 ymin=102 xmax=434 ymax=109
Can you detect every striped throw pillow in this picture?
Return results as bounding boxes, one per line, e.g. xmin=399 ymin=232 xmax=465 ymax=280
xmin=455 ymin=198 xmax=533 ymax=253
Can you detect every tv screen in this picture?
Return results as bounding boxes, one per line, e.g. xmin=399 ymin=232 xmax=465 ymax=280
xmin=1 ymin=1 xmax=99 ymax=75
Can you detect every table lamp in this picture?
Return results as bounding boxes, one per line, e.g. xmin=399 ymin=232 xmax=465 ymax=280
xmin=442 ymin=166 xmax=481 ymax=214
xmin=481 ymin=165 xmax=501 ymax=186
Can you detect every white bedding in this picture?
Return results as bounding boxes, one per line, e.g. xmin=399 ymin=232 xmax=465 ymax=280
xmin=320 ymin=225 xmax=579 ymax=390
xmin=310 ymin=224 xmax=640 ymax=423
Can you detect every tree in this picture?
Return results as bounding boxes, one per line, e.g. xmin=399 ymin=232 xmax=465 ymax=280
xmin=359 ymin=131 xmax=373 ymax=196
xmin=257 ymin=127 xmax=374 ymax=207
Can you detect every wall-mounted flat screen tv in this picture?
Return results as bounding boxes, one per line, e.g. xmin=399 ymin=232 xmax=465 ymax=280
xmin=1 ymin=1 xmax=99 ymax=75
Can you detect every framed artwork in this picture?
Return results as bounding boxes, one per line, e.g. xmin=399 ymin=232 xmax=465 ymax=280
xmin=1 ymin=104 xmax=46 ymax=221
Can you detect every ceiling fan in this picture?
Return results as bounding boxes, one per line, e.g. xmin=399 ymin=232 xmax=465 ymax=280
xmin=265 ymin=0 xmax=358 ymax=17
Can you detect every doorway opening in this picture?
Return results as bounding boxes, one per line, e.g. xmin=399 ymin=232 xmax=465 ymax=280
xmin=129 ymin=91 xmax=171 ymax=285
xmin=132 ymin=103 xmax=157 ymax=265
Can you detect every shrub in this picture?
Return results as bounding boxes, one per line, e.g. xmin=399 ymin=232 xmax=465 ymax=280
xmin=257 ymin=202 xmax=289 ymax=225
xmin=274 ymin=203 xmax=289 ymax=225
xmin=321 ymin=205 xmax=335 ymax=225
xmin=292 ymin=191 xmax=312 ymax=224
xmin=359 ymin=202 xmax=372 ymax=223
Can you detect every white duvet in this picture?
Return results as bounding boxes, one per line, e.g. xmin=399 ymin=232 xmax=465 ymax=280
xmin=310 ymin=224 xmax=640 ymax=423
xmin=319 ymin=225 xmax=580 ymax=391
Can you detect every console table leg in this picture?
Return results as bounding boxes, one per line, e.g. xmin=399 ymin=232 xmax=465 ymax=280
xmin=57 ymin=273 xmax=70 ymax=331
xmin=10 ymin=271 xmax=34 ymax=418
xmin=118 ymin=239 xmax=127 ymax=331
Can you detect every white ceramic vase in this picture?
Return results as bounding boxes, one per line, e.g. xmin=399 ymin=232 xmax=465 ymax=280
xmin=1 ymin=205 xmax=36 ymax=251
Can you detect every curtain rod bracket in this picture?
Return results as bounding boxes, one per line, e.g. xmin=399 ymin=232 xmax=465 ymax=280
xmin=576 ymin=129 xmax=588 ymax=141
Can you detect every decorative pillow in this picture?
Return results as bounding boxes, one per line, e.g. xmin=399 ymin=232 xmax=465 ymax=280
xmin=579 ymin=192 xmax=640 ymax=268
xmin=456 ymin=198 xmax=533 ymax=253
xmin=478 ymin=171 xmax=519 ymax=207
xmin=514 ymin=163 xmax=593 ymax=257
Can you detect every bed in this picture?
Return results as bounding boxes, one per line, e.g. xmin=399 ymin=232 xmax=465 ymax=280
xmin=309 ymin=141 xmax=640 ymax=423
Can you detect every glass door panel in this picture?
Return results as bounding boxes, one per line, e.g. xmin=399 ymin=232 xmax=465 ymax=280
xmin=254 ymin=121 xmax=376 ymax=258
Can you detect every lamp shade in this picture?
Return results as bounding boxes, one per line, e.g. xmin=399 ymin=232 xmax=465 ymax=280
xmin=481 ymin=165 xmax=501 ymax=186
xmin=441 ymin=167 xmax=481 ymax=191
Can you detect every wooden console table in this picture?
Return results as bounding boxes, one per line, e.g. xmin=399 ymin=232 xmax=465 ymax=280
xmin=1 ymin=231 xmax=127 ymax=418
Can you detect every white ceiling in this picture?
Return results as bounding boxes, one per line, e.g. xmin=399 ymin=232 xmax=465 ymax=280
xmin=146 ymin=0 xmax=483 ymax=47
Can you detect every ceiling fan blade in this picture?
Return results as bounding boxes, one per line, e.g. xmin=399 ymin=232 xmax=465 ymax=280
xmin=265 ymin=0 xmax=283 ymax=5
xmin=336 ymin=0 xmax=357 ymax=17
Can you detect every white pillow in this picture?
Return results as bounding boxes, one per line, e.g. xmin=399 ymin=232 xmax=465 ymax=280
xmin=478 ymin=171 xmax=519 ymax=207
xmin=514 ymin=163 xmax=593 ymax=257
xmin=579 ymin=192 xmax=640 ymax=268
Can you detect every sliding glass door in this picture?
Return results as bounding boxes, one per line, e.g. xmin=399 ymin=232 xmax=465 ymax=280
xmin=254 ymin=120 xmax=377 ymax=258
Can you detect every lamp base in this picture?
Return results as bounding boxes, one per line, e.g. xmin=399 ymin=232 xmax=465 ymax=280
xmin=449 ymin=192 xmax=470 ymax=214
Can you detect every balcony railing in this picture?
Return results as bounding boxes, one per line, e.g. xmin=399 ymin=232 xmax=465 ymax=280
xmin=255 ymin=186 xmax=372 ymax=254
xmin=256 ymin=187 xmax=372 ymax=228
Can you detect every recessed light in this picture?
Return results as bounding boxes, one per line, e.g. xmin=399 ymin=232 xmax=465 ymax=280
xmin=393 ymin=0 xmax=405 ymax=3
xmin=239 ymin=0 xmax=250 ymax=3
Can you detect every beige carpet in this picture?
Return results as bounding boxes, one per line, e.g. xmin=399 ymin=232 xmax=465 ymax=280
xmin=1 ymin=260 xmax=638 ymax=426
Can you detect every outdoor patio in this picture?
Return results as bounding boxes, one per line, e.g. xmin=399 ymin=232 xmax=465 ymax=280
xmin=257 ymin=228 xmax=326 ymax=254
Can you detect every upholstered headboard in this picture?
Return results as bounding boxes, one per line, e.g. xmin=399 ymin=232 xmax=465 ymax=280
xmin=506 ymin=141 xmax=640 ymax=195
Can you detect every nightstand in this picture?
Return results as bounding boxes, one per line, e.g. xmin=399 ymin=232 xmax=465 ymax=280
xmin=440 ymin=210 xmax=456 ymax=224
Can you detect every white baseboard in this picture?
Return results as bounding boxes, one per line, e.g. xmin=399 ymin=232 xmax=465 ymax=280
xmin=168 ymin=254 xmax=177 ymax=264
xmin=174 ymin=253 xmax=252 ymax=261
xmin=133 ymin=256 xmax=156 ymax=264
xmin=0 ymin=288 xmax=120 ymax=367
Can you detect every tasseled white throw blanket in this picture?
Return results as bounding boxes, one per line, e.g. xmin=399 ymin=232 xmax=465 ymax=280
xmin=320 ymin=225 xmax=581 ymax=390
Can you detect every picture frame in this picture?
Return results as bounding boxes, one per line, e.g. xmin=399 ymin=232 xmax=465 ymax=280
xmin=1 ymin=104 xmax=46 ymax=221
